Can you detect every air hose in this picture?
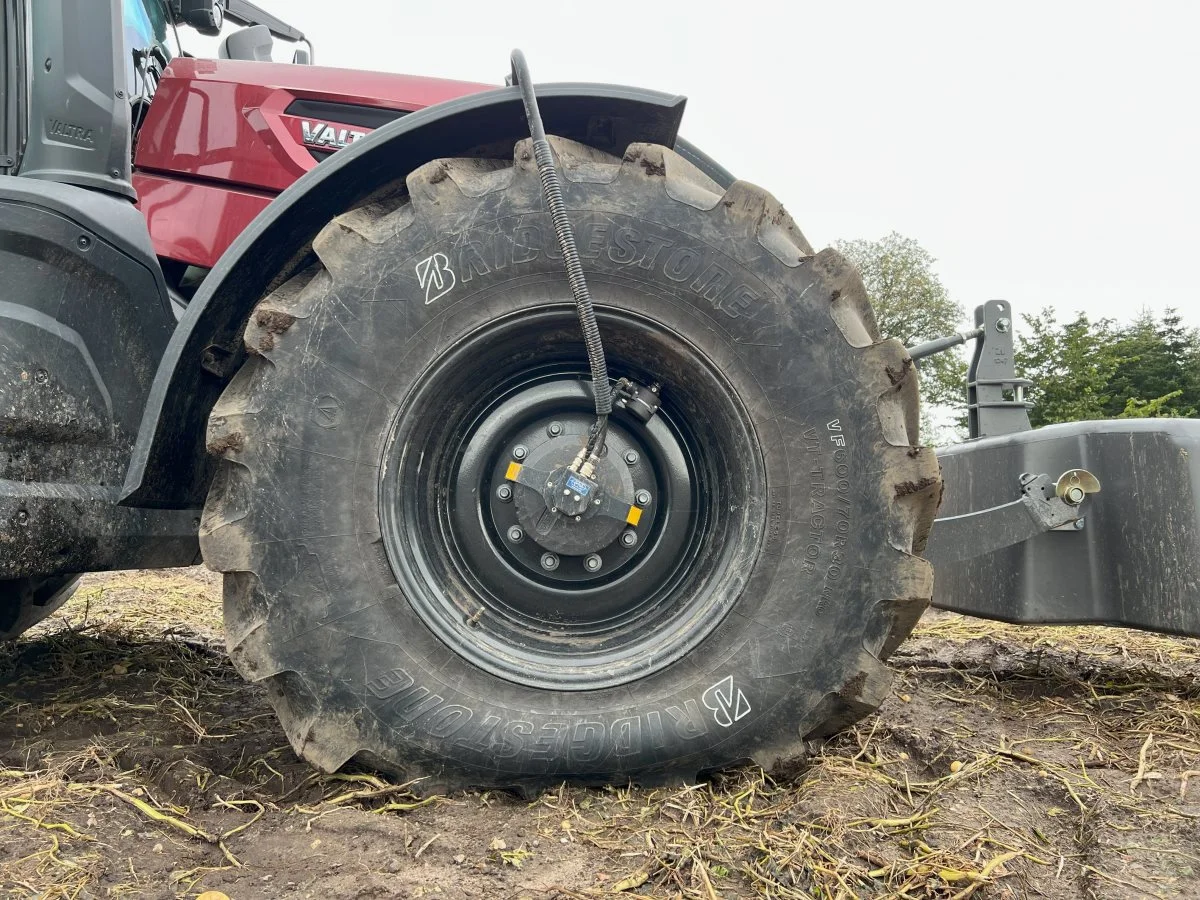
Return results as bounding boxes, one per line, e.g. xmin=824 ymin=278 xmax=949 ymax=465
xmin=509 ymin=50 xmax=612 ymax=467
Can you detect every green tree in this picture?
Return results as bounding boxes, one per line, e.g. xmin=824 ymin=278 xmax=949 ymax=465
xmin=834 ymin=233 xmax=968 ymax=430
xmin=1015 ymin=307 xmax=1200 ymax=426
xmin=1103 ymin=309 xmax=1199 ymax=419
xmin=1014 ymin=309 xmax=1123 ymax=426
xmin=1119 ymin=391 xmax=1186 ymax=418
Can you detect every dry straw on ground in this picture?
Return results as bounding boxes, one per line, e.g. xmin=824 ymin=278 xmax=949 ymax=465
xmin=3 ymin=569 xmax=1199 ymax=898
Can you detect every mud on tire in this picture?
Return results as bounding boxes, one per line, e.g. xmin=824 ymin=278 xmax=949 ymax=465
xmin=200 ymin=137 xmax=941 ymax=791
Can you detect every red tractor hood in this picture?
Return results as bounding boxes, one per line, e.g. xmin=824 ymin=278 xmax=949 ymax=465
xmin=133 ymin=58 xmax=492 ymax=268
xmin=136 ymin=57 xmax=492 ymax=194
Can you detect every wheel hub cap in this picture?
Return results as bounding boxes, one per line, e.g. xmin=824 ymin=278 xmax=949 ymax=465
xmin=462 ymin=387 xmax=671 ymax=587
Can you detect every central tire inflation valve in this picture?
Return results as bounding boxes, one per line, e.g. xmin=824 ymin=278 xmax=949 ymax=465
xmin=505 ymin=461 xmax=644 ymax=528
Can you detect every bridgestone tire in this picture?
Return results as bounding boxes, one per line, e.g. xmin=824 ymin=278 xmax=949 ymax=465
xmin=0 ymin=574 xmax=81 ymax=641
xmin=200 ymin=137 xmax=941 ymax=792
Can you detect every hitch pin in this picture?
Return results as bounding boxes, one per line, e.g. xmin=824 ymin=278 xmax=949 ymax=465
xmin=1055 ymin=469 xmax=1101 ymax=506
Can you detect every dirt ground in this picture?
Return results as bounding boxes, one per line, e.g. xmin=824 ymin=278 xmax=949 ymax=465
xmin=3 ymin=570 xmax=1200 ymax=899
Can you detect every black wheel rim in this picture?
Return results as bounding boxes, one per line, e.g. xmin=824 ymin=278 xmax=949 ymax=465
xmin=379 ymin=303 xmax=764 ymax=690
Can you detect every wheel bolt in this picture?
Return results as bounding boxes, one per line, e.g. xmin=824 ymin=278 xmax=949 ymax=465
xmin=540 ymin=552 xmax=559 ymax=571
xmin=547 ymin=421 xmax=563 ymax=437
xmin=512 ymin=444 xmax=528 ymax=461
xmin=624 ymin=449 xmax=639 ymax=466
xmin=584 ymin=554 xmax=603 ymax=572
xmin=620 ymin=529 xmax=637 ymax=547
xmin=496 ymin=484 xmax=513 ymax=502
xmin=507 ymin=526 xmax=524 ymax=543
xmin=635 ymin=489 xmax=652 ymax=507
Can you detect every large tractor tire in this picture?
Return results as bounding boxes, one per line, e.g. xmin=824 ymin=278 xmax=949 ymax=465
xmin=0 ymin=574 xmax=81 ymax=641
xmin=200 ymin=137 xmax=941 ymax=791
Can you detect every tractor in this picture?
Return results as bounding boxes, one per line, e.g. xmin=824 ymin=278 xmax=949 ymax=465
xmin=3 ymin=0 xmax=1198 ymax=793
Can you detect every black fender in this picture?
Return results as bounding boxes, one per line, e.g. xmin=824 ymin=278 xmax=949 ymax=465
xmin=121 ymin=83 xmax=736 ymax=509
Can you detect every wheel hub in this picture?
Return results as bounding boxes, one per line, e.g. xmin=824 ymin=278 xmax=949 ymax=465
xmin=506 ymin=434 xmax=636 ymax=557
xmin=466 ymin=388 xmax=667 ymax=587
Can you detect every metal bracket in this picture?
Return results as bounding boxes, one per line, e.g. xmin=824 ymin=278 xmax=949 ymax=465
xmin=923 ymin=469 xmax=1100 ymax=567
xmin=904 ymin=299 xmax=1034 ymax=439
xmin=967 ymin=300 xmax=1034 ymax=438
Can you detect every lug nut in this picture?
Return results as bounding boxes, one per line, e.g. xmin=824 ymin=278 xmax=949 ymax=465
xmin=496 ymin=484 xmax=513 ymax=502
xmin=512 ymin=444 xmax=528 ymax=461
xmin=584 ymin=554 xmax=603 ymax=572
xmin=635 ymin=489 xmax=652 ymax=507
xmin=540 ymin=552 xmax=559 ymax=571
xmin=547 ymin=421 xmax=563 ymax=437
xmin=620 ymin=529 xmax=637 ymax=547
xmin=624 ymin=449 xmax=639 ymax=465
xmin=507 ymin=526 xmax=524 ymax=543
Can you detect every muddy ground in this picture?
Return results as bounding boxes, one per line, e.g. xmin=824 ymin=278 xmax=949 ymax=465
xmin=3 ymin=569 xmax=1200 ymax=899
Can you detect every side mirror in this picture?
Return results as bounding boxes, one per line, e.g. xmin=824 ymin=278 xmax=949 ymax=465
xmin=218 ymin=24 xmax=274 ymax=62
xmin=173 ymin=0 xmax=224 ymax=36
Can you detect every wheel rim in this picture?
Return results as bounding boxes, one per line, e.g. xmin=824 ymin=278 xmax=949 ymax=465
xmin=379 ymin=303 xmax=764 ymax=690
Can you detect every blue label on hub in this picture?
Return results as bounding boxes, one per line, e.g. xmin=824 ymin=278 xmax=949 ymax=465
xmin=565 ymin=474 xmax=591 ymax=496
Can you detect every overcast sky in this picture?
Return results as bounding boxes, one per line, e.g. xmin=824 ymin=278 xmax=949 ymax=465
xmin=222 ymin=0 xmax=1199 ymax=330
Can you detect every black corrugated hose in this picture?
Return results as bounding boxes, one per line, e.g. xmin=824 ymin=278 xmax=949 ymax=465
xmin=509 ymin=50 xmax=612 ymax=466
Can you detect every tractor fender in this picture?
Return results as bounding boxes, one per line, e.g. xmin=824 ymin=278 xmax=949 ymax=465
xmin=121 ymin=83 xmax=735 ymax=509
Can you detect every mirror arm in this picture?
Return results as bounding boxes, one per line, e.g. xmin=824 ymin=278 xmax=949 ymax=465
xmin=222 ymin=0 xmax=305 ymax=42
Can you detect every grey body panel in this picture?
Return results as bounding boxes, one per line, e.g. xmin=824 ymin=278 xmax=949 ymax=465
xmin=19 ymin=0 xmax=133 ymax=197
xmin=932 ymin=419 xmax=1200 ymax=637
xmin=0 ymin=178 xmax=196 ymax=578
